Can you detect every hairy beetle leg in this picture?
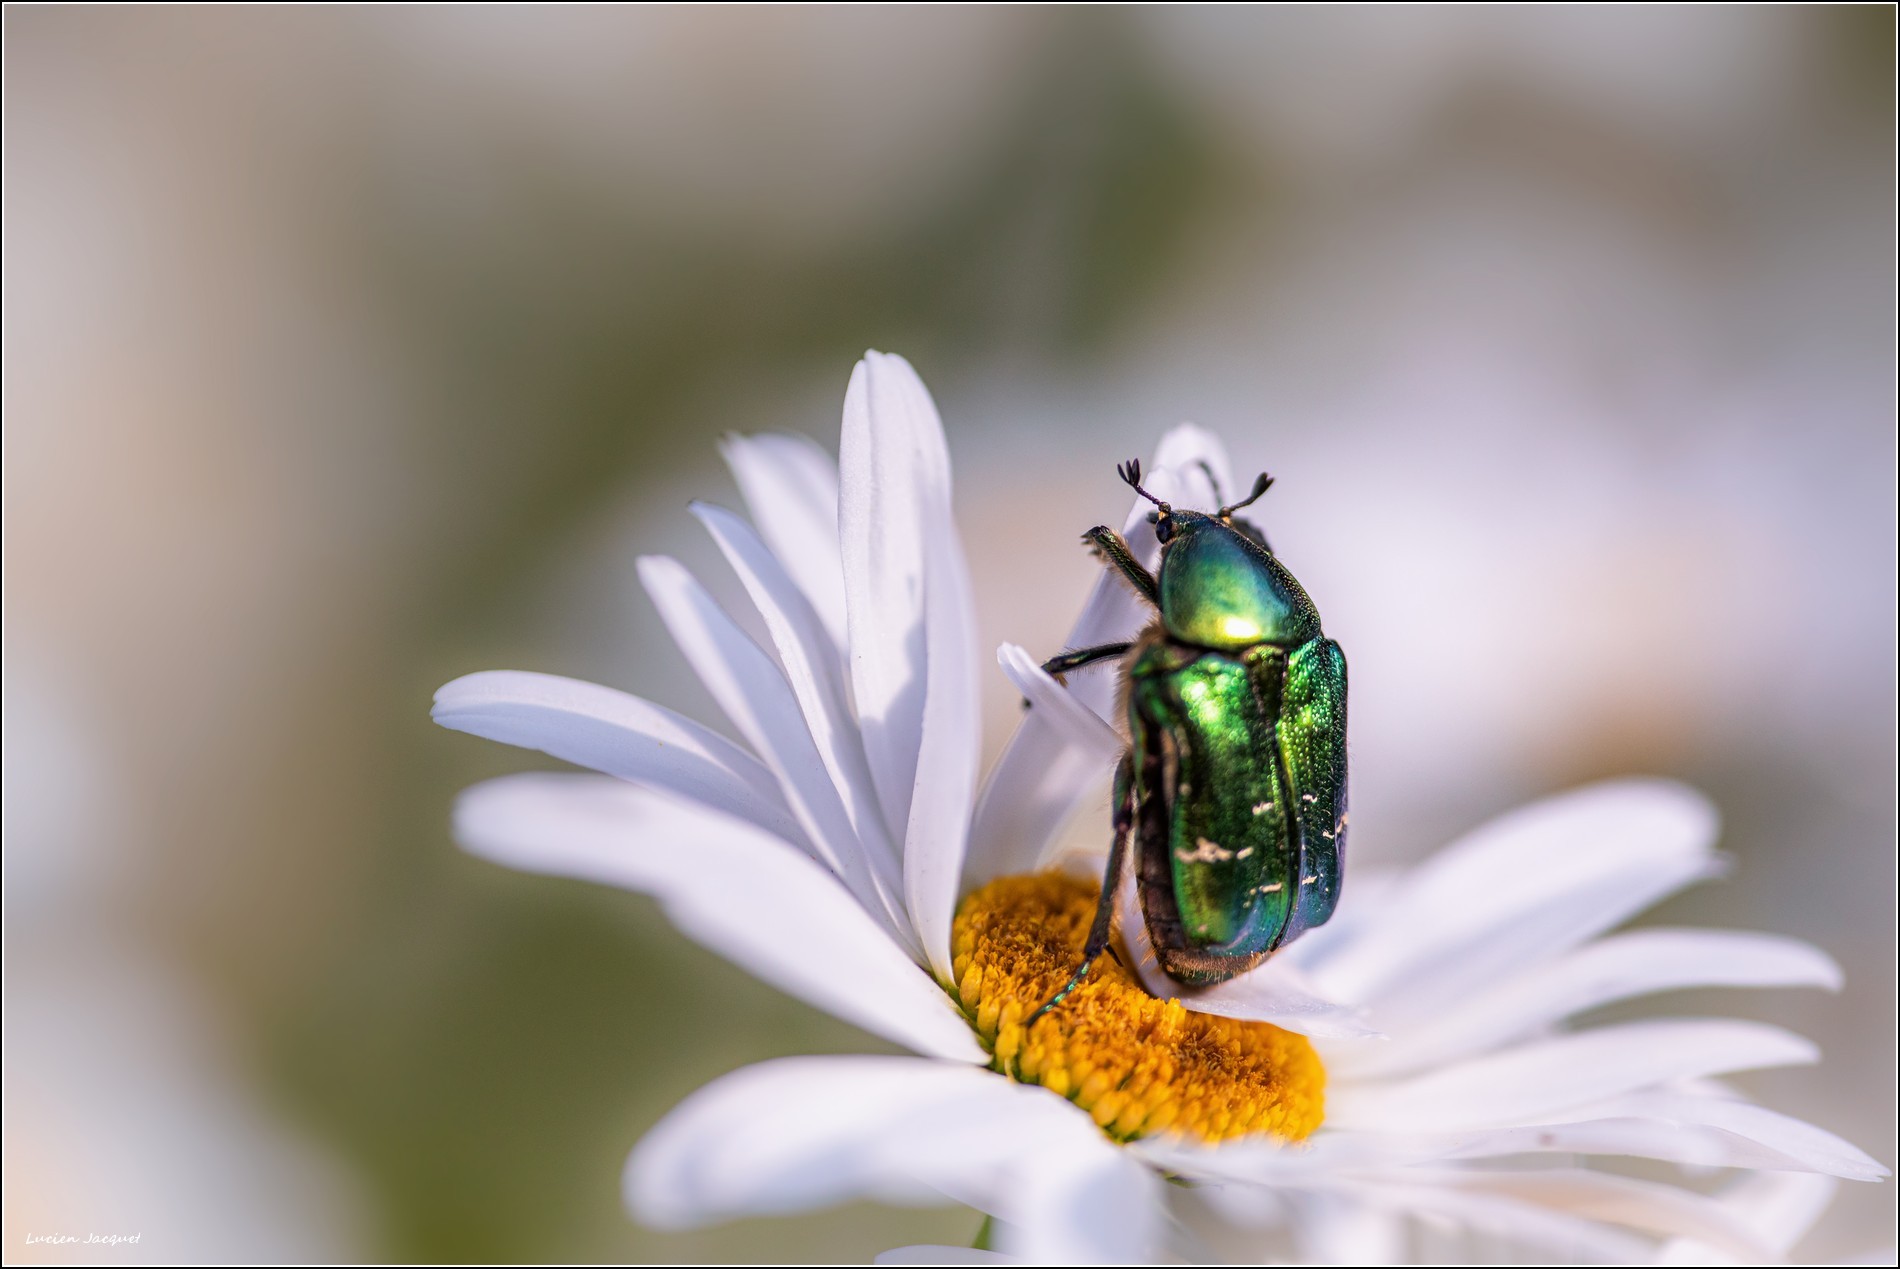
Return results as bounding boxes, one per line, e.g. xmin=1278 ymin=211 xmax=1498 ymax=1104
xmin=1020 ymin=644 xmax=1133 ymax=712
xmin=1082 ymin=526 xmax=1159 ymax=607
xmin=1040 ymin=641 xmax=1134 ymax=680
xmin=1030 ymin=756 xmax=1136 ymax=1025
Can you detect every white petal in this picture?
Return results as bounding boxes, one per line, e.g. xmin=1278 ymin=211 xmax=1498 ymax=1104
xmin=1180 ymin=1171 xmax=1294 ymax=1232
xmin=1655 ymin=1171 xmax=1839 ymax=1264
xmin=1304 ymin=779 xmax=1721 ymax=1019
xmin=1327 ymin=1019 xmax=1819 ymax=1132
xmin=721 ymin=432 xmax=850 ymax=652
xmin=1340 ymin=1186 xmax=1646 ymax=1262
xmin=1177 ymin=1087 xmax=1882 ymax=1183
xmin=1052 ymin=569 xmax=1150 ymax=721
xmin=432 ymin=670 xmax=804 ymax=847
xmin=961 ymin=558 xmax=1138 ymax=888
xmin=691 ymin=502 xmax=897 ymax=868
xmin=638 ymin=555 xmax=915 ymax=951
xmin=837 ymin=353 xmax=980 ymax=983
xmin=628 ymin=1056 xmax=1158 ymax=1263
xmin=1043 ymin=477 xmax=1162 ymax=718
xmin=1035 ymin=421 xmax=1229 ymax=718
xmin=1331 ymin=928 xmax=1842 ymax=1079
xmin=1138 ymin=1127 xmax=1796 ymax=1264
xmin=1344 ymin=1170 xmax=1770 ymax=1262
xmin=838 ymin=352 xmax=934 ymax=842
xmin=455 ymin=774 xmax=982 ymax=1064
xmin=960 ymin=424 xmax=1242 ymax=888
xmin=875 ymin=1249 xmax=1009 ymax=1266
xmin=905 ymin=501 xmax=983 ymax=983
xmin=1154 ymin=1145 xmax=1653 ymax=1261
xmin=884 ymin=355 xmax=985 ymax=984
xmin=1116 ymin=857 xmax=1381 ymax=1039
xmin=1423 ymin=1170 xmax=1775 ymax=1261
xmin=1151 ymin=423 xmax=1236 ymax=513
xmin=962 ymin=708 xmax=1116 ymax=891
xmin=1582 ymin=1092 xmax=1889 ymax=1182
xmin=964 ymin=426 xmax=1214 ymax=884
xmin=1162 ymin=963 xmax=1383 ymax=1041
xmin=1288 ymin=1193 xmax=1406 ymax=1267
xmin=995 ymin=644 xmax=1126 ymax=762
xmin=995 ymin=1126 xmax=1161 ymax=1267
xmin=1134 ymin=1132 xmax=1399 ymax=1183
xmin=630 ymin=1057 xmax=981 ymax=1224
xmin=1414 ymin=1114 xmax=1871 ymax=1177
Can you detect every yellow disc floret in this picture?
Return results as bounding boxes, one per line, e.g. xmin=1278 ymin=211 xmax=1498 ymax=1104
xmin=952 ymin=873 xmax=1325 ymax=1144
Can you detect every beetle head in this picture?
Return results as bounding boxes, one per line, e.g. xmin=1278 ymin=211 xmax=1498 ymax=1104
xmin=1120 ymin=459 xmax=1275 ymax=547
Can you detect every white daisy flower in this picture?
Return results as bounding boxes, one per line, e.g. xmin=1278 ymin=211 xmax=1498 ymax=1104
xmin=435 ymin=351 xmax=1885 ymax=1263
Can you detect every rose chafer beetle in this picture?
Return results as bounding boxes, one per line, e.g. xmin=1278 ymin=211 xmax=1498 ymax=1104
xmin=1033 ymin=459 xmax=1347 ymax=1020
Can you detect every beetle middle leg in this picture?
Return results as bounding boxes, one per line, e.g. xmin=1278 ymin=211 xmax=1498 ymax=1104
xmin=1040 ymin=641 xmax=1134 ymax=680
xmin=1082 ymin=526 xmax=1158 ymax=607
xmin=1029 ymin=754 xmax=1136 ymax=1025
xmin=1018 ymin=640 xmax=1137 ymax=711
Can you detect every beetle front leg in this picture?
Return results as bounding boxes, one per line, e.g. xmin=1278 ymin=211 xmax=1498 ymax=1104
xmin=1029 ymin=754 xmax=1135 ymax=1025
xmin=1083 ymin=526 xmax=1159 ymax=607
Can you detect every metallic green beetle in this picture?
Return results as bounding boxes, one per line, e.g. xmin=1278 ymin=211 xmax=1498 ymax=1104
xmin=1032 ymin=459 xmax=1347 ymax=1020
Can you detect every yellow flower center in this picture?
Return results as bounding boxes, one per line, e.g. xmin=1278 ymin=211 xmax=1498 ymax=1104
xmin=951 ymin=873 xmax=1325 ymax=1144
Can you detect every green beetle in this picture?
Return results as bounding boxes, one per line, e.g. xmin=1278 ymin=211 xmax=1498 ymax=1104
xmin=1033 ymin=459 xmax=1347 ymax=1020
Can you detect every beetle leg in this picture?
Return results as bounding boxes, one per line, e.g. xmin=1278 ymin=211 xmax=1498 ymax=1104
xmin=1029 ymin=754 xmax=1136 ymax=1025
xmin=1082 ymin=526 xmax=1159 ymax=607
xmin=1040 ymin=641 xmax=1134 ymax=680
xmin=1195 ymin=458 xmax=1226 ymax=505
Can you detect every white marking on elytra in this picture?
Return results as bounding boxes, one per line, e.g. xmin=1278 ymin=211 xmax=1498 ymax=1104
xmin=1301 ymin=875 xmax=1318 ymax=885
xmin=1251 ymin=801 xmax=1275 ymax=816
xmin=1257 ymin=882 xmax=1283 ymax=894
xmin=1176 ymin=837 xmax=1235 ymax=864
xmin=1301 ymin=793 xmax=1319 ymax=804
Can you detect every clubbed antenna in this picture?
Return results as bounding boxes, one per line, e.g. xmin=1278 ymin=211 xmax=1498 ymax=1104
xmin=1220 ymin=471 xmax=1274 ymax=519
xmin=1118 ymin=458 xmax=1169 ymax=510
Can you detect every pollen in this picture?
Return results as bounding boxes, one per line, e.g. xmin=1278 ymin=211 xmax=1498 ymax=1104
xmin=951 ymin=873 xmax=1325 ymax=1144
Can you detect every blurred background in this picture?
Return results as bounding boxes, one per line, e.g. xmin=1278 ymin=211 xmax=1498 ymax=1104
xmin=4 ymin=6 xmax=1893 ymax=1263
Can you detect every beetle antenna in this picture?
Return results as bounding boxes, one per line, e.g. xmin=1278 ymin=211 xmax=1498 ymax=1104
xmin=1219 ymin=471 xmax=1274 ymax=518
xmin=1117 ymin=459 xmax=1168 ymax=510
